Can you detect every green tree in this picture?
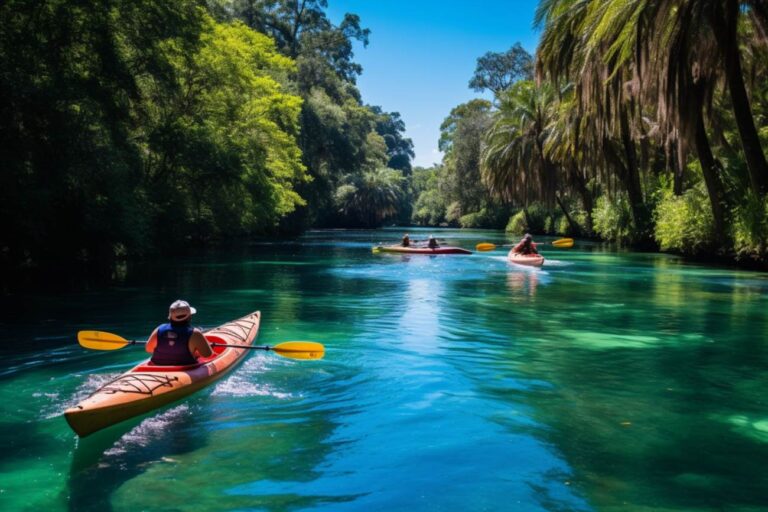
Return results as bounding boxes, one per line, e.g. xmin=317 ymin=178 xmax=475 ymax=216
xmin=141 ymin=15 xmax=308 ymax=243
xmin=469 ymin=43 xmax=534 ymax=96
xmin=335 ymin=167 xmax=405 ymax=227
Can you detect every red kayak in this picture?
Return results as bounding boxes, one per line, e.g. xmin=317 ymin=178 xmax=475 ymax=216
xmin=508 ymin=251 xmax=545 ymax=267
xmin=374 ymin=245 xmax=472 ymax=255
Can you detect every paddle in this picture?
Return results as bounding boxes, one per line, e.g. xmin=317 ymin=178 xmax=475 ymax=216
xmin=77 ymin=331 xmax=324 ymax=360
xmin=475 ymin=238 xmax=574 ymax=251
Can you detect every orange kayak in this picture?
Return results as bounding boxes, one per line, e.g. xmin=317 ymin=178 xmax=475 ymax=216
xmin=508 ymin=251 xmax=545 ymax=267
xmin=65 ymin=311 xmax=261 ymax=437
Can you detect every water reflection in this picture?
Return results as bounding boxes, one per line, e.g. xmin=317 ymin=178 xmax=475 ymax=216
xmin=2 ymin=230 xmax=767 ymax=511
xmin=506 ymin=268 xmax=540 ymax=297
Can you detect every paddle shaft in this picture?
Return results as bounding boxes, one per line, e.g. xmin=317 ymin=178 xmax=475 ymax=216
xmin=112 ymin=339 xmax=284 ymax=351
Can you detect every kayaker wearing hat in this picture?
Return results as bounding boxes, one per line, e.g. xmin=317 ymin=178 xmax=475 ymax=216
xmin=511 ymin=233 xmax=538 ymax=255
xmin=427 ymin=235 xmax=439 ymax=249
xmin=145 ymin=300 xmax=213 ymax=365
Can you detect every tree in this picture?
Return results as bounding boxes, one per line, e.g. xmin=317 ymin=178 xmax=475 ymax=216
xmin=439 ymin=100 xmax=494 ymax=219
xmin=370 ymin=106 xmax=415 ymax=174
xmin=469 ymin=43 xmax=534 ymax=95
xmin=335 ymin=167 xmax=405 ymax=227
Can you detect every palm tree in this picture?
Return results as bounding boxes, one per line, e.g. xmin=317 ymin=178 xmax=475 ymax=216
xmin=535 ymin=0 xmax=652 ymax=239
xmin=335 ymin=167 xmax=405 ymax=227
xmin=481 ymin=80 xmax=587 ymax=232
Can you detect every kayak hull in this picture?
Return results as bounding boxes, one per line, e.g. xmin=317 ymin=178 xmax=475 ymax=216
xmin=64 ymin=311 xmax=261 ymax=437
xmin=508 ymin=252 xmax=545 ymax=267
xmin=375 ymin=245 xmax=472 ymax=255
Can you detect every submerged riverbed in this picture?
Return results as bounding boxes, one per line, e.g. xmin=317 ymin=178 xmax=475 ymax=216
xmin=1 ymin=228 xmax=767 ymax=511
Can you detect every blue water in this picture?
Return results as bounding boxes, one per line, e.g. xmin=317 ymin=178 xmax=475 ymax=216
xmin=1 ymin=228 xmax=767 ymax=511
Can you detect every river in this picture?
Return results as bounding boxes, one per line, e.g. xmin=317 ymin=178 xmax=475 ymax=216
xmin=1 ymin=228 xmax=767 ymax=511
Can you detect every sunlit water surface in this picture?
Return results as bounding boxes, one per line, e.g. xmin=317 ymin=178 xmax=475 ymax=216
xmin=1 ymin=228 xmax=767 ymax=511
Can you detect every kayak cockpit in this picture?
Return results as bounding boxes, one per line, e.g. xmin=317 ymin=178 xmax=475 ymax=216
xmin=130 ymin=334 xmax=228 ymax=373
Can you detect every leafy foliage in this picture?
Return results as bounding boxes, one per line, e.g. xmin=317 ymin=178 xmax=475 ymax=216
xmin=469 ymin=43 xmax=534 ymax=95
xmin=654 ymin=184 xmax=716 ymax=253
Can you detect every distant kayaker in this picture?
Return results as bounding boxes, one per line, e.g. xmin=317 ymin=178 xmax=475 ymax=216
xmin=427 ymin=235 xmax=439 ymax=249
xmin=401 ymin=233 xmax=411 ymax=247
xmin=146 ymin=300 xmax=213 ymax=365
xmin=511 ymin=234 xmax=538 ymax=255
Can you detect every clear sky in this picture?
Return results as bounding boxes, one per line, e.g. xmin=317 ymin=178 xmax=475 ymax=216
xmin=326 ymin=0 xmax=540 ymax=168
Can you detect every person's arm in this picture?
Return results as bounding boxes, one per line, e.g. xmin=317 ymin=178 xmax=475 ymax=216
xmin=189 ymin=329 xmax=213 ymax=358
xmin=145 ymin=328 xmax=159 ymax=353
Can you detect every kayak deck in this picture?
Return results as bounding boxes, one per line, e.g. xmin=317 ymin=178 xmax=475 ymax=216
xmin=375 ymin=245 xmax=472 ymax=255
xmin=64 ymin=311 xmax=261 ymax=437
xmin=508 ymin=252 xmax=545 ymax=267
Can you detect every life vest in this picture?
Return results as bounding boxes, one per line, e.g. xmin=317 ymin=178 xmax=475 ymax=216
xmin=151 ymin=323 xmax=197 ymax=366
xmin=512 ymin=240 xmax=537 ymax=255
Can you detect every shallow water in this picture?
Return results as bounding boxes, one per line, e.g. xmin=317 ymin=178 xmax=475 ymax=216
xmin=1 ymin=228 xmax=767 ymax=511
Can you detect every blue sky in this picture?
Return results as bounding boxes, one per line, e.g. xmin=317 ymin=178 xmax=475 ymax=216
xmin=326 ymin=0 xmax=540 ymax=168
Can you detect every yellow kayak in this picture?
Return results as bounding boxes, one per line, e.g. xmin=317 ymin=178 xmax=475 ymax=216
xmin=65 ymin=311 xmax=261 ymax=437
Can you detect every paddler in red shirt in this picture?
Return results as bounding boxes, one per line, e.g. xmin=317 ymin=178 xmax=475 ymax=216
xmin=510 ymin=234 xmax=538 ymax=255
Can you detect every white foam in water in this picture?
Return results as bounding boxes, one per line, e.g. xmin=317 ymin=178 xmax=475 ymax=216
xmin=51 ymin=373 xmax=121 ymax=420
xmin=211 ymin=356 xmax=293 ymax=399
xmin=104 ymin=404 xmax=191 ymax=456
xmin=543 ymin=259 xmax=572 ymax=267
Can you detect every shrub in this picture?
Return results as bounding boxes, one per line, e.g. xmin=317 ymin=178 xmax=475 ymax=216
xmin=733 ymin=190 xmax=768 ymax=257
xmin=505 ymin=210 xmax=527 ymax=234
xmin=593 ymin=195 xmax=633 ymax=243
xmin=412 ymin=189 xmax=446 ymax=226
xmin=653 ymin=184 xmax=714 ymax=254
xmin=445 ymin=201 xmax=462 ymax=225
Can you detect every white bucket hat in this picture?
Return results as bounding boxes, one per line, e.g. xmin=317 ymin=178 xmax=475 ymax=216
xmin=168 ymin=300 xmax=197 ymax=322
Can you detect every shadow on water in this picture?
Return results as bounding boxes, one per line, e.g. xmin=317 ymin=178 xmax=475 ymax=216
xmin=461 ymin=252 xmax=768 ymax=511
xmin=67 ymin=402 xmax=209 ymax=512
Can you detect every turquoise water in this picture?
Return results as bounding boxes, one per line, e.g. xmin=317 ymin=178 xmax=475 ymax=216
xmin=1 ymin=228 xmax=768 ymax=511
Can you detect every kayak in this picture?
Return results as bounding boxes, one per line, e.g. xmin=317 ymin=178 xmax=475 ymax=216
xmin=508 ymin=251 xmax=545 ymax=267
xmin=374 ymin=245 xmax=472 ymax=255
xmin=65 ymin=311 xmax=261 ymax=437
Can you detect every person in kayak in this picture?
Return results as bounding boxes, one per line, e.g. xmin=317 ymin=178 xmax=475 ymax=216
xmin=427 ymin=235 xmax=439 ymax=249
xmin=511 ymin=233 xmax=538 ymax=255
xmin=401 ymin=233 xmax=411 ymax=247
xmin=146 ymin=300 xmax=213 ymax=365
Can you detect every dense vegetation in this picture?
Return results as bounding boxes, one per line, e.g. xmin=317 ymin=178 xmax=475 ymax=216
xmin=2 ymin=0 xmax=767 ymax=270
xmin=0 ymin=0 xmax=413 ymax=270
xmin=413 ymin=1 xmax=768 ymax=265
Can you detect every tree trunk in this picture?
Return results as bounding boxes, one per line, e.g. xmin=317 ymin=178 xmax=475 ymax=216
xmin=713 ymin=0 xmax=768 ymax=195
xmin=669 ymin=138 xmax=684 ymax=196
xmin=694 ymin=115 xmax=728 ymax=244
xmin=618 ymin=107 xmax=651 ymax=238
xmin=569 ymin=162 xmax=593 ymax=233
xmin=555 ymin=193 xmax=581 ymax=235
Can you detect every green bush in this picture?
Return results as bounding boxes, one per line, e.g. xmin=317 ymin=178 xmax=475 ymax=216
xmin=459 ymin=208 xmax=497 ymax=228
xmin=505 ymin=204 xmax=551 ymax=234
xmin=653 ymin=184 xmax=714 ymax=254
xmin=733 ymin=190 xmax=768 ymax=256
xmin=593 ymin=195 xmax=633 ymax=243
xmin=544 ymin=215 xmax=555 ymax=234
xmin=412 ymin=189 xmax=446 ymax=226
xmin=505 ymin=210 xmax=528 ymax=234
xmin=445 ymin=201 xmax=462 ymax=225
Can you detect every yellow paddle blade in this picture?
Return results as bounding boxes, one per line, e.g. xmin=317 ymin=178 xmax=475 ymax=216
xmin=372 ymin=246 xmax=382 ymax=253
xmin=77 ymin=330 xmax=132 ymax=350
xmin=552 ymin=238 xmax=574 ymax=248
xmin=272 ymin=341 xmax=325 ymax=360
xmin=476 ymin=243 xmax=497 ymax=251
